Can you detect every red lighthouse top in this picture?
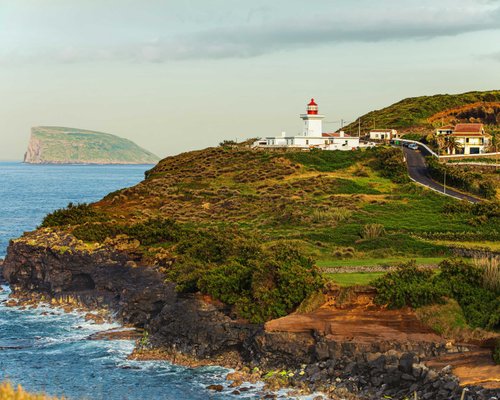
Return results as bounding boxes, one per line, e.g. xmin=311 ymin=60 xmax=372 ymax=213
xmin=307 ymin=98 xmax=318 ymax=115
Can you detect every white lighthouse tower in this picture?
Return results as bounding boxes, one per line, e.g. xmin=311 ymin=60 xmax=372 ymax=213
xmin=300 ymin=98 xmax=325 ymax=137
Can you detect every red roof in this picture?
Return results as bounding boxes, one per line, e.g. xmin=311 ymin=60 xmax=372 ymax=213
xmin=453 ymin=123 xmax=484 ymax=133
xmin=370 ymin=129 xmax=395 ymax=132
xmin=437 ymin=125 xmax=454 ymax=130
xmin=308 ymin=98 xmax=317 ymax=106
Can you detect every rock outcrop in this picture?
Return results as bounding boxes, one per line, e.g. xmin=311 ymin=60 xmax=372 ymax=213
xmin=4 ymin=232 xmax=499 ymax=399
xmin=23 ymin=126 xmax=159 ymax=164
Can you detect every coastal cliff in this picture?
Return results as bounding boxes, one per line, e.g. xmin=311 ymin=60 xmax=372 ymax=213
xmin=4 ymin=146 xmax=500 ymax=399
xmin=24 ymin=126 xmax=160 ymax=164
xmin=4 ymin=230 xmax=498 ymax=399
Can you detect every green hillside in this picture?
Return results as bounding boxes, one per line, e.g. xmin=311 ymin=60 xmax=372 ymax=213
xmin=24 ymin=126 xmax=160 ymax=164
xmin=343 ymin=90 xmax=500 ymax=135
xmin=37 ymin=145 xmax=500 ymax=322
xmin=42 ymin=145 xmax=499 ymax=266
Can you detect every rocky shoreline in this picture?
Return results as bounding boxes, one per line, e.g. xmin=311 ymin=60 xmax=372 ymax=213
xmin=2 ymin=235 xmax=499 ymax=400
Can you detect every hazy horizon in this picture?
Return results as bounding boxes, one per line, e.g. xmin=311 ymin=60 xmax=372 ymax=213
xmin=1 ymin=0 xmax=500 ymax=161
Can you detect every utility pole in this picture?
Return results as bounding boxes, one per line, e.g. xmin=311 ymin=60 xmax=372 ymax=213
xmin=444 ymin=169 xmax=447 ymax=195
xmin=341 ymin=119 xmax=344 ymax=129
xmin=358 ymin=118 xmax=361 ymax=137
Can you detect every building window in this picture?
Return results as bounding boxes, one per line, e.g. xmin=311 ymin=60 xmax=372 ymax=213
xmin=466 ymin=138 xmax=469 ymax=143
xmin=306 ymin=140 xmax=309 ymax=145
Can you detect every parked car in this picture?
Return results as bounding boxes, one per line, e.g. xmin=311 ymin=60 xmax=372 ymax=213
xmin=408 ymin=143 xmax=419 ymax=150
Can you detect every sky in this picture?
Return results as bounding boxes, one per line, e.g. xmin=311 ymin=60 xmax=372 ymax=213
xmin=1 ymin=0 xmax=500 ymax=160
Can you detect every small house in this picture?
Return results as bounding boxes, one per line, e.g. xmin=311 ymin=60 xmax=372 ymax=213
xmin=369 ymin=129 xmax=398 ymax=141
xmin=447 ymin=123 xmax=491 ymax=155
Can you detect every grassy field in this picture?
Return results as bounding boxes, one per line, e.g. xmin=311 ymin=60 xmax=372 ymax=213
xmin=324 ymin=272 xmax=385 ymax=286
xmin=317 ymin=257 xmax=447 ymax=268
xmin=429 ymin=240 xmax=500 ymax=252
xmin=46 ymin=146 xmax=499 ymax=269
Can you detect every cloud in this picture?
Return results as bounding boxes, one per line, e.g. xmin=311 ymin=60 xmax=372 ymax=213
xmin=487 ymin=52 xmax=500 ymax=61
xmin=123 ymin=4 xmax=500 ymax=62
xmin=1 ymin=1 xmax=500 ymax=63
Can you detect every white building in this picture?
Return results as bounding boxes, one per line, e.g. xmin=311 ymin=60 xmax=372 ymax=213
xmin=253 ymin=99 xmax=360 ymax=151
xmin=447 ymin=123 xmax=491 ymax=155
xmin=369 ymin=129 xmax=398 ymax=141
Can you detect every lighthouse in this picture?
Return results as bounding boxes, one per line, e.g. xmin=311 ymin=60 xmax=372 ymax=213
xmin=252 ymin=97 xmax=360 ymax=150
xmin=300 ymin=98 xmax=325 ymax=137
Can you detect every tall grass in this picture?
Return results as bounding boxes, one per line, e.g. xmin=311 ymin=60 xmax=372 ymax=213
xmin=361 ymin=223 xmax=385 ymax=240
xmin=473 ymin=256 xmax=500 ymax=292
xmin=0 ymin=382 xmax=63 ymax=400
xmin=311 ymin=208 xmax=352 ymax=224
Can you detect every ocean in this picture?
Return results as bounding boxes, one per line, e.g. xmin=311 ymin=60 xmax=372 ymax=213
xmin=0 ymin=162 xmax=267 ymax=400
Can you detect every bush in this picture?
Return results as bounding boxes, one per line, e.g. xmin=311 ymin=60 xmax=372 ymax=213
xmin=375 ymin=259 xmax=500 ymax=331
xmin=125 ymin=218 xmax=181 ymax=246
xmin=72 ymin=218 xmax=182 ymax=246
xmin=40 ymin=203 xmax=106 ymax=227
xmin=167 ymin=229 xmax=325 ymax=323
xmin=436 ymin=259 xmax=500 ymax=330
xmin=373 ymin=262 xmax=446 ymax=309
xmin=426 ymin=158 xmax=497 ymax=199
xmin=370 ymin=147 xmax=409 ymax=183
xmin=72 ymin=223 xmax=121 ymax=242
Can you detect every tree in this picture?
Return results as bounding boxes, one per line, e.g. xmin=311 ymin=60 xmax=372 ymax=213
xmin=437 ymin=135 xmax=461 ymax=155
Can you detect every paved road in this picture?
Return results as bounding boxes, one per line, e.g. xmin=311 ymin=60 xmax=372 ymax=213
xmin=402 ymin=146 xmax=481 ymax=203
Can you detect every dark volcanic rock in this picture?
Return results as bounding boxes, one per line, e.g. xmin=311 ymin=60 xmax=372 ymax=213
xmin=4 ymin=236 xmax=499 ymax=400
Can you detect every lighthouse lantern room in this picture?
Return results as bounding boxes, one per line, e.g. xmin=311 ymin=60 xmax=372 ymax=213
xmin=300 ymin=98 xmax=325 ymax=137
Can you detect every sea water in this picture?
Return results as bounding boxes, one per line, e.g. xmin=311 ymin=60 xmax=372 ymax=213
xmin=0 ymin=162 xmax=269 ymax=400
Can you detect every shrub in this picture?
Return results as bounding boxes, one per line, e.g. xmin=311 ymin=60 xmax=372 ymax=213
xmin=435 ymin=259 xmax=500 ymax=330
xmin=478 ymin=181 xmax=497 ymax=199
xmin=72 ymin=223 xmax=121 ymax=242
xmin=167 ymin=230 xmax=325 ymax=323
xmin=373 ymin=262 xmax=447 ymax=309
xmin=370 ymin=147 xmax=409 ymax=183
xmin=72 ymin=218 xmax=183 ymax=246
xmin=361 ymin=223 xmax=385 ymax=240
xmin=426 ymin=158 xmax=497 ymax=199
xmin=40 ymin=203 xmax=106 ymax=227
xmin=125 ymin=218 xmax=181 ymax=246
xmin=219 ymin=140 xmax=238 ymax=147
